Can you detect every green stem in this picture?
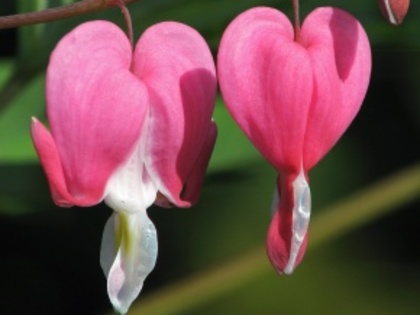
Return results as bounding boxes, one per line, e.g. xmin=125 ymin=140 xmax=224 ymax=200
xmin=126 ymin=163 xmax=420 ymax=315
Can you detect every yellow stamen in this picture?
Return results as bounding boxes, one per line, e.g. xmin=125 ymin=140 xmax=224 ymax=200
xmin=115 ymin=212 xmax=133 ymax=255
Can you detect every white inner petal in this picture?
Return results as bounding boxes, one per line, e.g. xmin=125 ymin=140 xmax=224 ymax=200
xmin=104 ymin=134 xmax=157 ymax=214
xmin=283 ymin=169 xmax=311 ymax=274
xmin=101 ymin=132 xmax=159 ymax=314
xmin=100 ymin=211 xmax=158 ymax=315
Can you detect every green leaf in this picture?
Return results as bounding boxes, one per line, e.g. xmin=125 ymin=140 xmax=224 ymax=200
xmin=0 ymin=72 xmax=45 ymax=163
xmin=208 ymin=98 xmax=262 ymax=172
xmin=0 ymin=59 xmax=14 ymax=86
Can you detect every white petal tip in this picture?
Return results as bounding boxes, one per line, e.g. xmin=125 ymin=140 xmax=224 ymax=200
xmin=112 ymin=303 xmax=129 ymax=315
xmin=101 ymin=212 xmax=158 ymax=315
xmin=284 ymin=169 xmax=311 ymax=273
xmin=283 ymin=265 xmax=295 ymax=275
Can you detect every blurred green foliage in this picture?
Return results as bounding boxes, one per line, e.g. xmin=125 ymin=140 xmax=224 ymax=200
xmin=0 ymin=0 xmax=419 ymax=314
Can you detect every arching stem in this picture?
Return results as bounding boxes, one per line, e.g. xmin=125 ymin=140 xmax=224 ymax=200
xmin=292 ymin=0 xmax=301 ymax=42
xmin=0 ymin=0 xmax=138 ymax=29
xmin=115 ymin=0 xmax=134 ymax=48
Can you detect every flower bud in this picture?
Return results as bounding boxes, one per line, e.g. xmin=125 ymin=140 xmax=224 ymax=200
xmin=379 ymin=0 xmax=410 ymax=25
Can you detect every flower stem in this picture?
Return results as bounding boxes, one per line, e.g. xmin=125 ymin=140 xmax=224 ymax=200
xmin=125 ymin=162 xmax=420 ymax=315
xmin=292 ymin=0 xmax=301 ymax=42
xmin=0 ymin=0 xmax=138 ymax=29
xmin=114 ymin=0 xmax=134 ymax=48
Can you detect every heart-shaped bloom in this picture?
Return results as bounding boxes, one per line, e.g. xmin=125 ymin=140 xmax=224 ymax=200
xmin=31 ymin=20 xmax=216 ymax=314
xmin=218 ymin=7 xmax=371 ymax=274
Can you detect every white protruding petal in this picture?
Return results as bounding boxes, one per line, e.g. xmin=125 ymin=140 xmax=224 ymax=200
xmin=284 ymin=169 xmax=311 ymax=274
xmin=101 ymin=129 xmax=159 ymax=314
xmin=100 ymin=211 xmax=158 ymax=315
xmin=100 ymin=213 xmax=118 ymax=283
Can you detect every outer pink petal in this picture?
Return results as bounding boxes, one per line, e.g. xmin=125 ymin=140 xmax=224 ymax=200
xmin=301 ymin=7 xmax=371 ymax=170
xmin=379 ymin=0 xmax=410 ymax=25
xmin=40 ymin=21 xmax=148 ymax=206
xmin=155 ymin=121 xmax=217 ymax=208
xmin=180 ymin=121 xmax=217 ymax=205
xmin=31 ymin=118 xmax=76 ymax=206
xmin=217 ymin=7 xmax=313 ymax=172
xmin=132 ymin=22 xmax=217 ymax=207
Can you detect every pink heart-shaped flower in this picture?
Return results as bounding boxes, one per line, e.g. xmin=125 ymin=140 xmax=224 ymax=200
xmin=31 ymin=20 xmax=217 ymax=314
xmin=218 ymin=6 xmax=371 ymax=273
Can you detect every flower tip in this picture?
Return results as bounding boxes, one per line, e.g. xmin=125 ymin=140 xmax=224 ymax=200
xmin=101 ymin=212 xmax=158 ymax=315
xmin=266 ymin=240 xmax=301 ymax=275
xmin=379 ymin=0 xmax=410 ymax=25
xmin=266 ymin=212 xmax=304 ymax=275
xmin=112 ymin=303 xmax=128 ymax=315
xmin=266 ymin=236 xmax=305 ymax=275
xmin=267 ymin=170 xmax=311 ymax=274
xmin=30 ymin=117 xmax=42 ymax=132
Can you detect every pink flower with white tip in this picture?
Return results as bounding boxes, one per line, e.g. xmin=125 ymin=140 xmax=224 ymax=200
xmin=378 ymin=0 xmax=410 ymax=25
xmin=218 ymin=6 xmax=371 ymax=274
xmin=31 ymin=20 xmax=216 ymax=314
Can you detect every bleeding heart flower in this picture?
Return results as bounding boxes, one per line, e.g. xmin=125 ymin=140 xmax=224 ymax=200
xmin=217 ymin=7 xmax=371 ymax=274
xmin=378 ymin=0 xmax=410 ymax=25
xmin=31 ymin=20 xmax=216 ymax=314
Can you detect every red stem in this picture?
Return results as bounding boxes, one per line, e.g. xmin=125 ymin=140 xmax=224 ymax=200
xmin=114 ymin=0 xmax=134 ymax=48
xmin=0 ymin=0 xmax=138 ymax=29
xmin=292 ymin=0 xmax=301 ymax=42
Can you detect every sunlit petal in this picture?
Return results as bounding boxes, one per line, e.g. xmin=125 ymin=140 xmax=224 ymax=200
xmin=218 ymin=7 xmax=312 ymax=172
xmin=41 ymin=21 xmax=148 ymax=205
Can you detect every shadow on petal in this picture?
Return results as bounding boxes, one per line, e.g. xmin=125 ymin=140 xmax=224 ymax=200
xmin=329 ymin=8 xmax=360 ymax=81
xmin=176 ymin=68 xmax=217 ymax=206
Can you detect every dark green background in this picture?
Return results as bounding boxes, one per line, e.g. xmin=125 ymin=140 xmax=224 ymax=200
xmin=0 ymin=1 xmax=419 ymax=314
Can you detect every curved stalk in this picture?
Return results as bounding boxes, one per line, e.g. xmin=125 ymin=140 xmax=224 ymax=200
xmin=0 ymin=0 xmax=138 ymax=29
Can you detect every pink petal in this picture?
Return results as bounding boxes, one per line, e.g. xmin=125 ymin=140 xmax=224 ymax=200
xmin=31 ymin=118 xmax=77 ymax=206
xmin=218 ymin=7 xmax=371 ymax=275
xmin=379 ymin=0 xmax=410 ymax=25
xmin=132 ymin=22 xmax=217 ymax=207
xmin=301 ymin=7 xmax=371 ymax=170
xmin=180 ymin=121 xmax=217 ymax=205
xmin=165 ymin=121 xmax=217 ymax=207
xmin=217 ymin=7 xmax=313 ymax=173
xmin=39 ymin=21 xmax=148 ymax=206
